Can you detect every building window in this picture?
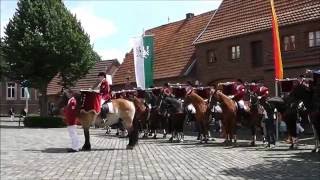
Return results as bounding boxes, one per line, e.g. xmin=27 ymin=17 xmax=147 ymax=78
xmin=283 ymin=35 xmax=296 ymax=51
xmin=20 ymin=87 xmax=30 ymax=99
xmin=309 ymin=31 xmax=320 ymax=47
xmin=251 ymin=41 xmax=263 ymax=67
xmin=231 ymin=45 xmax=240 ymax=60
xmin=207 ymin=50 xmax=217 ymax=63
xmin=7 ymin=82 xmax=16 ymax=100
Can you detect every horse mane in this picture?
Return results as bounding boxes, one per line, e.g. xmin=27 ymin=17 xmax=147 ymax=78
xmin=133 ymin=96 xmax=146 ymax=112
xmin=188 ymin=91 xmax=206 ymax=105
xmin=216 ymin=90 xmax=235 ymax=110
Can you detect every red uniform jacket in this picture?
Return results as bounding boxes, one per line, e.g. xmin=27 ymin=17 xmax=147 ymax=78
xmin=100 ymin=79 xmax=111 ymax=102
xmin=257 ymin=86 xmax=269 ymax=99
xmin=64 ymin=97 xmax=77 ymax=126
xmin=233 ymin=84 xmax=245 ymax=101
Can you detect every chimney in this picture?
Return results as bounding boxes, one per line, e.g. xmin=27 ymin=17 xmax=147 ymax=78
xmin=186 ymin=13 xmax=194 ymax=19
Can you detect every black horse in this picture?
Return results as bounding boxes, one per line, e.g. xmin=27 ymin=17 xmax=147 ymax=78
xmin=270 ymin=82 xmax=319 ymax=151
xmin=158 ymin=95 xmax=186 ymax=142
xmin=146 ymin=91 xmax=168 ymax=139
xmin=290 ymin=82 xmax=320 ymax=152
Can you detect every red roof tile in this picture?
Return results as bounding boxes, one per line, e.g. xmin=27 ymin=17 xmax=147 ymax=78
xmin=195 ymin=0 xmax=320 ymax=44
xmin=47 ymin=60 xmax=119 ymax=95
xmin=113 ymin=11 xmax=214 ymax=85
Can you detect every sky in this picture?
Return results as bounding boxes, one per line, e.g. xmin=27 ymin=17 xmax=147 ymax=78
xmin=0 ymin=0 xmax=222 ymax=63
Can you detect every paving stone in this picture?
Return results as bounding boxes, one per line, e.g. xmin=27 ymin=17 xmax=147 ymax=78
xmin=1 ymin=124 xmax=319 ymax=180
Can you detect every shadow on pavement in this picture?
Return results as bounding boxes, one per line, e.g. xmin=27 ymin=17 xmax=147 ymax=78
xmin=0 ymin=125 xmax=24 ymax=129
xmin=24 ymin=147 xmax=125 ymax=153
xmin=24 ymin=148 xmax=69 ymax=153
xmin=219 ymin=152 xmax=320 ymax=180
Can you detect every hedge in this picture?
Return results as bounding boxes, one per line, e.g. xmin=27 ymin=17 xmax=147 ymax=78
xmin=24 ymin=116 xmax=66 ymax=128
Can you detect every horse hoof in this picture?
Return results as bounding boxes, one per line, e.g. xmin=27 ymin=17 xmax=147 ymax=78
xmin=169 ymin=138 xmax=173 ymax=143
xmin=163 ymin=135 xmax=166 ymax=139
xmin=81 ymin=146 xmax=91 ymax=151
xmin=153 ymin=135 xmax=157 ymax=139
xmin=311 ymin=149 xmax=316 ymax=153
xmin=250 ymin=142 xmax=256 ymax=147
xmin=289 ymin=145 xmax=297 ymax=150
xmin=126 ymin=145 xmax=134 ymax=150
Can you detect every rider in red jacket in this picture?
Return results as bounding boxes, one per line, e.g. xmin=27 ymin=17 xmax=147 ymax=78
xmin=92 ymin=72 xmax=112 ymax=119
xmin=233 ymin=79 xmax=246 ymax=113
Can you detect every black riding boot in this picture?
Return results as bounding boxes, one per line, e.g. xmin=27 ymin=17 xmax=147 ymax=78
xmin=101 ymin=102 xmax=109 ymax=119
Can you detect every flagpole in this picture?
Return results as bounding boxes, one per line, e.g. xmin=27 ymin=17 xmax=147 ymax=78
xmin=275 ymin=79 xmax=279 ymax=141
xmin=270 ymin=0 xmax=283 ymax=142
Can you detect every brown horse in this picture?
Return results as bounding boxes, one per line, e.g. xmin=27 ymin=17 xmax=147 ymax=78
xmin=210 ymin=88 xmax=237 ymax=145
xmin=57 ymin=90 xmax=138 ymax=150
xmin=185 ymin=87 xmax=211 ymax=143
xmin=131 ymin=94 xmax=151 ymax=138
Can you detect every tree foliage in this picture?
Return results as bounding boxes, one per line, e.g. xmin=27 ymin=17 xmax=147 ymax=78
xmin=2 ymin=0 xmax=100 ymax=115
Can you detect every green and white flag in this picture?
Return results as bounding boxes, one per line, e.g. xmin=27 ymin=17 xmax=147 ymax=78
xmin=133 ymin=35 xmax=154 ymax=89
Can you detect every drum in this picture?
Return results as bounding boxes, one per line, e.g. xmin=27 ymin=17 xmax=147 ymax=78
xmin=151 ymin=88 xmax=162 ymax=97
xmin=280 ymin=80 xmax=298 ymax=93
xmin=172 ymin=87 xmax=187 ymax=99
xmin=125 ymin=90 xmax=136 ymax=98
xmin=80 ymin=90 xmax=101 ymax=113
xmin=195 ymin=87 xmax=211 ymax=99
xmin=114 ymin=91 xmax=123 ymax=99
xmin=222 ymin=82 xmax=235 ymax=96
xmin=249 ymin=84 xmax=259 ymax=93
xmin=137 ymin=89 xmax=145 ymax=99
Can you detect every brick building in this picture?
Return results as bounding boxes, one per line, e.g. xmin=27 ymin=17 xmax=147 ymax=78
xmin=194 ymin=0 xmax=320 ymax=94
xmin=0 ymin=79 xmax=39 ymax=115
xmin=112 ymin=12 xmax=214 ymax=90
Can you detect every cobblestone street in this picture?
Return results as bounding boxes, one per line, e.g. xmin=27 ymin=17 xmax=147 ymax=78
xmin=1 ymin=121 xmax=320 ymax=180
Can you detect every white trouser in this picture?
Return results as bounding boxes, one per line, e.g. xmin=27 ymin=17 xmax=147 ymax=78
xmin=296 ymin=123 xmax=304 ymax=134
xmin=67 ymin=125 xmax=80 ymax=151
xmin=101 ymin=99 xmax=106 ymax=107
xmin=238 ymin=100 xmax=247 ymax=110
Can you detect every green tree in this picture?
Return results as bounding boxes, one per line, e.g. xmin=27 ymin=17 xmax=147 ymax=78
xmin=0 ymin=40 xmax=8 ymax=80
xmin=2 ymin=0 xmax=100 ymax=116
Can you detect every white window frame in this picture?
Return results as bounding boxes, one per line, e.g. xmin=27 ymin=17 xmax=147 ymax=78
xmin=207 ymin=49 xmax=217 ymax=64
xmin=6 ymin=82 xmax=17 ymax=100
xmin=283 ymin=35 xmax=296 ymax=51
xmin=231 ymin=45 xmax=240 ymax=60
xmin=309 ymin=31 xmax=320 ymax=47
xmin=20 ymin=87 xmax=30 ymax=100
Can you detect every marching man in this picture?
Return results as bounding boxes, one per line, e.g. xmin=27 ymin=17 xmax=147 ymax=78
xmin=63 ymin=89 xmax=80 ymax=152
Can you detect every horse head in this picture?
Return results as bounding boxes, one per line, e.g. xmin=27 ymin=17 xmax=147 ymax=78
xmin=290 ymin=83 xmax=313 ymax=110
xmin=53 ymin=89 xmax=82 ymax=116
